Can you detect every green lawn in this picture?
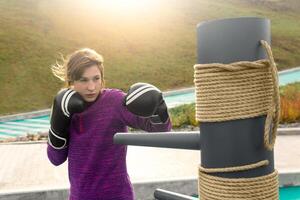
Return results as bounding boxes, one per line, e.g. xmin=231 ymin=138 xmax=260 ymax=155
xmin=0 ymin=0 xmax=300 ymax=115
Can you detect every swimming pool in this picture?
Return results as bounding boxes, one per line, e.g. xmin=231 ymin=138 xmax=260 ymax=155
xmin=183 ymin=186 xmax=300 ymax=199
xmin=280 ymin=186 xmax=300 ymax=200
xmin=0 ymin=115 xmax=50 ymax=140
xmin=278 ymin=67 xmax=300 ymax=86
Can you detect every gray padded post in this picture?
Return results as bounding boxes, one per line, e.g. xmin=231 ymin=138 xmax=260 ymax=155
xmin=197 ymin=17 xmax=274 ymax=178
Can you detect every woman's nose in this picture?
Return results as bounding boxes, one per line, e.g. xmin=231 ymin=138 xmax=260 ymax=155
xmin=87 ymin=81 xmax=96 ymax=91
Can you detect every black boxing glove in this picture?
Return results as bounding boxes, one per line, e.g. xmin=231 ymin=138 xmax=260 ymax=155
xmin=149 ymin=99 xmax=169 ymax=123
xmin=48 ymin=88 xmax=86 ymax=149
xmin=124 ymin=83 xmax=169 ymax=123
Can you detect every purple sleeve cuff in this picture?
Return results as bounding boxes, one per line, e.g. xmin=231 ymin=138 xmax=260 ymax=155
xmin=47 ymin=144 xmax=68 ymax=166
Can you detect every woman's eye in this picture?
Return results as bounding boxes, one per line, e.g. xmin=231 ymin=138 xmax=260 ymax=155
xmin=79 ymin=79 xmax=88 ymax=82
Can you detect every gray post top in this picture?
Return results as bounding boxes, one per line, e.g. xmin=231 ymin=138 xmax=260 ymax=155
xmin=197 ymin=17 xmax=270 ymax=64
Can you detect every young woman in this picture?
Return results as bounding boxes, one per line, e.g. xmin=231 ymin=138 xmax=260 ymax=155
xmin=47 ymin=48 xmax=172 ymax=200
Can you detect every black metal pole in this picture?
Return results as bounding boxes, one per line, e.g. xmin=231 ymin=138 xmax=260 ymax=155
xmin=114 ymin=132 xmax=200 ymax=150
xmin=154 ymin=189 xmax=198 ymax=200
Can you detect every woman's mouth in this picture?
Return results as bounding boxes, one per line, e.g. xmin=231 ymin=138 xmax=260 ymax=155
xmin=86 ymin=94 xmax=96 ymax=98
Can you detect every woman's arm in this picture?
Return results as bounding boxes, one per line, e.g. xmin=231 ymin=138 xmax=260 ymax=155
xmin=117 ymin=91 xmax=172 ymax=132
xmin=47 ymin=88 xmax=86 ymax=166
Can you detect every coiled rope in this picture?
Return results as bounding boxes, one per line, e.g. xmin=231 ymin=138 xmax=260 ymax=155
xmin=198 ymin=169 xmax=279 ymax=200
xmin=194 ymin=40 xmax=280 ymax=151
xmin=194 ymin=40 xmax=280 ymax=199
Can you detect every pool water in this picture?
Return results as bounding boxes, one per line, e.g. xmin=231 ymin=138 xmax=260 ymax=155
xmin=164 ymin=91 xmax=195 ymax=108
xmin=279 ymin=68 xmax=300 ymax=86
xmin=280 ymin=186 xmax=300 ymax=200
xmin=191 ymin=186 xmax=300 ymax=199
xmin=0 ymin=115 xmax=50 ymax=140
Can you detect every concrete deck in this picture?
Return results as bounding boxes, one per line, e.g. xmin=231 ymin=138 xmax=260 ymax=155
xmin=0 ymin=135 xmax=299 ymax=199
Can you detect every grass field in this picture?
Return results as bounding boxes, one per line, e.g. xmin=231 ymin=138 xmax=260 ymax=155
xmin=0 ymin=0 xmax=300 ymax=115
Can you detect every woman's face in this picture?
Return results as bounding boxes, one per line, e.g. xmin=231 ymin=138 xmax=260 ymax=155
xmin=72 ymin=65 xmax=102 ymax=102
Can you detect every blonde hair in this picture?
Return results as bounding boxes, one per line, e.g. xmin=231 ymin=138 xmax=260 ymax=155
xmin=51 ymin=48 xmax=105 ymax=87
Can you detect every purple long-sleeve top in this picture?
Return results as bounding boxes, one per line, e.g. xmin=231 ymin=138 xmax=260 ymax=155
xmin=47 ymin=88 xmax=172 ymax=200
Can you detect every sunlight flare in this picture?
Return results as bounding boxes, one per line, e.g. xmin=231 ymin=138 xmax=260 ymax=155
xmin=86 ymin=0 xmax=159 ymax=14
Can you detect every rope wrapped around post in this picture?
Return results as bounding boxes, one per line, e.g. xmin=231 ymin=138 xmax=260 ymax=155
xmin=193 ymin=40 xmax=280 ymax=199
xmin=198 ymin=169 xmax=279 ymax=200
xmin=194 ymin=40 xmax=279 ymax=151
